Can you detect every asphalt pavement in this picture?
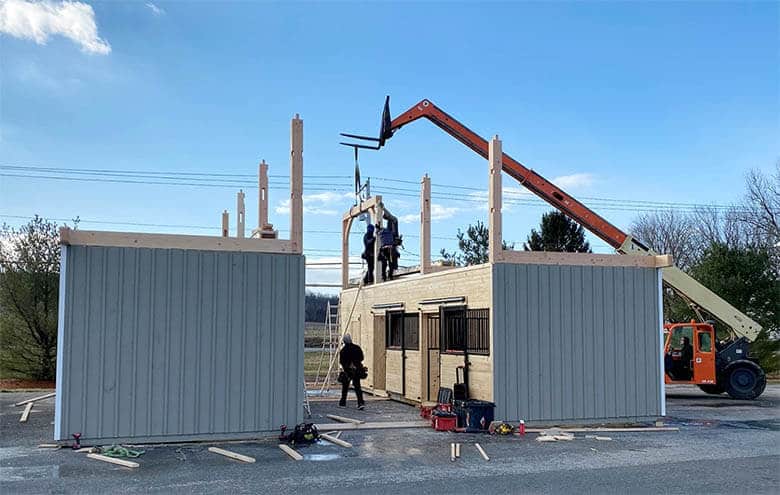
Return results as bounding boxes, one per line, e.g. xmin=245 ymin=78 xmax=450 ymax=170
xmin=1 ymin=385 xmax=778 ymax=494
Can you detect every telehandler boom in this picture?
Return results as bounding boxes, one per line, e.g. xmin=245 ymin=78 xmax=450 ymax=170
xmin=341 ymin=97 xmax=766 ymax=399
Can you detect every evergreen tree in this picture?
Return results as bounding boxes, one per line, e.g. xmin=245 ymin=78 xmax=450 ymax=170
xmin=523 ymin=211 xmax=591 ymax=252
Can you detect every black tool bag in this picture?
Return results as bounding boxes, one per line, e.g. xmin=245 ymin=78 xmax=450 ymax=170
xmin=454 ymin=366 xmax=468 ymax=401
xmin=283 ymin=423 xmax=320 ymax=445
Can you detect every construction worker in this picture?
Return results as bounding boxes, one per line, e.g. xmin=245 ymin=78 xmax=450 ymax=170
xmin=362 ymin=224 xmax=375 ymax=284
xmin=680 ymin=336 xmax=694 ymax=379
xmin=339 ymin=333 xmax=365 ymax=410
xmin=378 ymin=225 xmax=396 ymax=281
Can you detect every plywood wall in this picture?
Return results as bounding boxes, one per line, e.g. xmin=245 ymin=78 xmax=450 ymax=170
xmin=56 ymin=245 xmax=304 ymax=443
xmin=492 ymin=264 xmax=663 ymax=423
xmin=339 ymin=264 xmax=492 ymax=402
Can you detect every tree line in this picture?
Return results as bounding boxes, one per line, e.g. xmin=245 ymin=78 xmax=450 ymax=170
xmin=440 ymin=165 xmax=778 ymax=372
xmin=1 ymin=166 xmax=776 ymax=380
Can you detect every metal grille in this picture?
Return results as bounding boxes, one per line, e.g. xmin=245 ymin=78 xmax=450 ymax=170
xmin=441 ymin=307 xmax=490 ymax=356
xmin=427 ymin=314 xmax=440 ymax=351
xmin=466 ymin=309 xmax=490 ymax=355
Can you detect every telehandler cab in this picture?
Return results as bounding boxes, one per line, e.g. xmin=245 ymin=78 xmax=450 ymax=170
xmin=664 ymin=321 xmax=766 ymax=400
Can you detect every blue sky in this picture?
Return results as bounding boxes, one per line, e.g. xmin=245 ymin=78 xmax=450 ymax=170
xmin=1 ymin=1 xmax=778 ymax=289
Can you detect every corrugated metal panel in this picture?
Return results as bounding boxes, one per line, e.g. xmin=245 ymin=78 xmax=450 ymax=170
xmin=492 ymin=264 xmax=662 ymax=423
xmin=55 ymin=245 xmax=304 ymax=443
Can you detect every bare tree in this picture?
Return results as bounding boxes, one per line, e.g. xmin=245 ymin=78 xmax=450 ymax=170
xmin=734 ymin=165 xmax=780 ymax=276
xmin=740 ymin=164 xmax=780 ymax=243
xmin=629 ymin=210 xmax=699 ymax=271
xmin=692 ymin=206 xmax=754 ymax=248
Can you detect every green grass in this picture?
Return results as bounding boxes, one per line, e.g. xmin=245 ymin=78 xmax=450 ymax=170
xmin=304 ymin=350 xmax=331 ymax=381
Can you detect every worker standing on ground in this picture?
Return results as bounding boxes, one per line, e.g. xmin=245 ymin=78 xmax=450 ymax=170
xmin=339 ymin=333 xmax=365 ymax=410
xmin=362 ymin=224 xmax=375 ymax=285
xmin=378 ymin=225 xmax=396 ymax=281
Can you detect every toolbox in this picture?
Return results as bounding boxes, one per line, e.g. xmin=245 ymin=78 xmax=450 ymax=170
xmin=432 ymin=410 xmax=457 ymax=432
xmin=453 ymin=400 xmax=496 ymax=432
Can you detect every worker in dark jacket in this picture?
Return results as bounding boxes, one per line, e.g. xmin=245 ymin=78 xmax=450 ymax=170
xmin=680 ymin=336 xmax=693 ymax=379
xmin=339 ymin=333 xmax=365 ymax=410
xmin=378 ymin=226 xmax=396 ymax=281
xmin=362 ymin=224 xmax=375 ymax=285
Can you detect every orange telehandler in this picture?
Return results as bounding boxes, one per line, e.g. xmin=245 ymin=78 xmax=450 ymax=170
xmin=341 ymin=97 xmax=767 ymax=400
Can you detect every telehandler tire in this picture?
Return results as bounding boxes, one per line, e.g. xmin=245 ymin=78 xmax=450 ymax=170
xmin=725 ymin=361 xmax=766 ymax=400
xmin=697 ymin=384 xmax=725 ymax=395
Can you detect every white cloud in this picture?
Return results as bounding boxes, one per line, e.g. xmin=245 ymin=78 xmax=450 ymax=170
xmin=275 ymin=191 xmax=352 ymax=216
xmin=466 ymin=173 xmax=595 ymax=211
xmin=0 ymin=0 xmax=111 ymax=54
xmin=145 ymin=2 xmax=164 ymax=16
xmin=431 ymin=203 xmax=459 ymax=221
xmin=399 ymin=213 xmax=417 ymax=224
xmin=552 ymin=173 xmax=594 ymax=190
xmin=400 ymin=203 xmax=460 ymax=224
xmin=468 ymin=186 xmax=526 ymax=212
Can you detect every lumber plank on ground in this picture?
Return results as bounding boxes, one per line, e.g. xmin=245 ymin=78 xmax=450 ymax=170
xmin=320 ymin=433 xmax=352 ymax=448
xmin=207 ymin=446 xmax=256 ymax=463
xmin=87 ymin=453 xmax=139 ymax=468
xmin=525 ymin=426 xmax=678 ymax=433
xmin=14 ymin=392 xmax=55 ymax=407
xmin=325 ymin=414 xmax=364 ymax=425
xmin=475 ymin=443 xmax=490 ymax=461
xmin=315 ymin=420 xmax=430 ymax=431
xmin=38 ymin=444 xmax=61 ymax=449
xmin=278 ymin=444 xmax=303 ymax=461
xmin=306 ymin=396 xmax=388 ymax=403
xmin=19 ymin=402 xmax=33 ymax=423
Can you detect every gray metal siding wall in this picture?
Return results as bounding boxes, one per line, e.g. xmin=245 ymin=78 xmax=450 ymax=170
xmin=55 ymin=245 xmax=304 ymax=443
xmin=492 ymin=264 xmax=662 ymax=423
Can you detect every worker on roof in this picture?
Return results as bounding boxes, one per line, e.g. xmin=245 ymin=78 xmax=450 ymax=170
xmin=362 ymin=224 xmax=375 ymax=285
xmin=338 ymin=333 xmax=366 ymax=410
xmin=378 ymin=225 xmax=396 ymax=281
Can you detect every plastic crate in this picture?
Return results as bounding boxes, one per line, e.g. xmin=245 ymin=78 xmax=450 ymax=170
xmin=433 ymin=414 xmax=457 ymax=432
xmin=420 ymin=404 xmax=435 ymax=420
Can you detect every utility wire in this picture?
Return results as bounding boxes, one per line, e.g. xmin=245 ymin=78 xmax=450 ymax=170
xmin=0 ymin=164 xmax=349 ymax=180
xmin=3 ymin=164 xmax=770 ymax=214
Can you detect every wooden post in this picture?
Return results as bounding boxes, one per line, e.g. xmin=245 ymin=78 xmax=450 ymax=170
xmin=259 ymin=160 xmax=269 ymax=229
xmin=221 ymin=210 xmax=229 ymax=237
xmin=342 ymin=217 xmax=353 ymax=289
xmin=420 ymin=175 xmax=431 ymax=274
xmin=290 ymin=114 xmax=304 ymax=254
xmin=236 ymin=190 xmax=246 ymax=239
xmin=373 ymin=197 xmax=383 ymax=284
xmin=488 ymin=136 xmax=502 ymax=263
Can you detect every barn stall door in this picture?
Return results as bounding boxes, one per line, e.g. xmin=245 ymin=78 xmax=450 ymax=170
xmin=385 ymin=312 xmax=419 ymax=397
xmin=425 ymin=313 xmax=441 ymax=402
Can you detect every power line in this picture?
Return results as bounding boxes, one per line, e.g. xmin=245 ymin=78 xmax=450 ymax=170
xmin=3 ymin=164 xmax=771 ymax=214
xmin=0 ymin=164 xmax=349 ymax=180
xmin=0 ymin=215 xmax=459 ymax=241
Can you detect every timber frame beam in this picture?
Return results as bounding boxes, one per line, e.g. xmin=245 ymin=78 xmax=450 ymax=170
xmin=495 ymin=249 xmax=673 ymax=268
xmin=341 ymin=172 xmax=435 ymax=288
xmin=486 ymin=135 xmax=672 ymax=268
xmin=60 ymin=228 xmax=299 ymax=254
xmin=342 ymin=195 xmax=383 ymax=288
